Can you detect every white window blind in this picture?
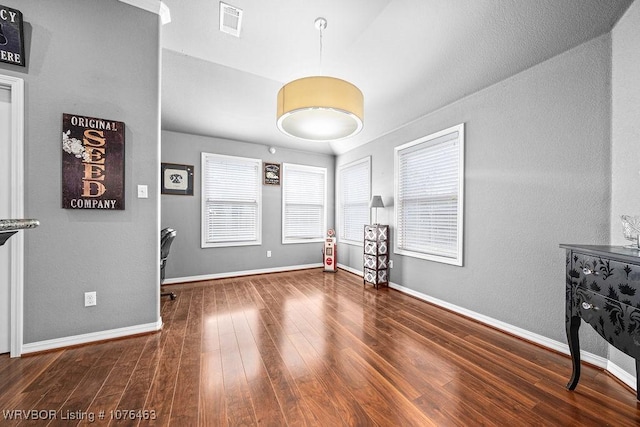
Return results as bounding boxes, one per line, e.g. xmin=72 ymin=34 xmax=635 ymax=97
xmin=282 ymin=163 xmax=327 ymax=244
xmin=338 ymin=157 xmax=370 ymax=244
xmin=201 ymin=153 xmax=261 ymax=248
xmin=395 ymin=124 xmax=464 ymax=265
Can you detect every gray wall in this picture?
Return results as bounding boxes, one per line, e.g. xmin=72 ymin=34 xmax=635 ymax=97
xmin=337 ymin=35 xmax=613 ymax=356
xmin=4 ymin=0 xmax=631 ymax=372
xmin=0 ymin=0 xmax=161 ymax=343
xmin=161 ymin=130 xmax=335 ymax=279
xmin=609 ymin=0 xmax=640 ymax=376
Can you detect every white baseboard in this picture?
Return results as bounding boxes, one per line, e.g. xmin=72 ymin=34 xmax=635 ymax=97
xmin=339 ymin=265 xmax=631 ymax=389
xmin=21 ymin=319 xmax=163 ymax=355
xmin=607 ymin=360 xmax=637 ymax=391
xmin=21 ymin=267 xmax=636 ymax=392
xmin=388 ymin=280 xmax=609 ymax=369
xmin=337 ymin=263 xmax=362 ymax=276
xmin=163 ymin=263 xmax=324 ymax=285
xmin=19 ymin=264 xmax=320 ymax=355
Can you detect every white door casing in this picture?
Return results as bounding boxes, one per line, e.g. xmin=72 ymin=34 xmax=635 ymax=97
xmin=0 ymin=74 xmax=25 ymax=357
xmin=0 ymin=86 xmax=10 ymax=353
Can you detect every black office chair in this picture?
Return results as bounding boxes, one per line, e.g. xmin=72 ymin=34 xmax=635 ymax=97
xmin=160 ymin=227 xmax=177 ymax=300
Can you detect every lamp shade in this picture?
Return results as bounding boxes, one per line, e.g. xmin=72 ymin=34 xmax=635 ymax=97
xmin=277 ymin=76 xmax=364 ymax=141
xmin=369 ymin=195 xmax=384 ymax=208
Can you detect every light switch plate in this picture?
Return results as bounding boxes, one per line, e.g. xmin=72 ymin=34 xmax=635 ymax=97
xmin=137 ymin=185 xmax=148 ymax=198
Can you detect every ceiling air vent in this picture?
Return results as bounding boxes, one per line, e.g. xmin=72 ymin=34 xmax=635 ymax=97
xmin=219 ymin=2 xmax=243 ymax=37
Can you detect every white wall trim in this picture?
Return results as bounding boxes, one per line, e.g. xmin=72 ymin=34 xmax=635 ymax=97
xmin=163 ymin=263 xmax=324 ymax=284
xmin=388 ymin=280 xmax=609 ymax=368
xmin=118 ymin=0 xmax=171 ymax=25
xmin=607 ymin=360 xmax=637 ymax=391
xmin=337 ymin=263 xmax=362 ymax=276
xmin=155 ymin=32 xmax=164 ymax=350
xmin=339 ymin=265 xmax=629 ymax=389
xmin=0 ymin=74 xmax=25 ymax=358
xmin=21 ymin=319 xmax=163 ymax=355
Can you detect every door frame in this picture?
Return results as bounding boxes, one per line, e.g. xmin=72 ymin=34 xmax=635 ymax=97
xmin=0 ymin=74 xmax=24 ymax=357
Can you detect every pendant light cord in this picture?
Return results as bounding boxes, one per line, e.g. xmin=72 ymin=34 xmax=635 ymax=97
xmin=319 ymin=24 xmax=323 ymax=73
xmin=315 ymin=17 xmax=327 ymax=75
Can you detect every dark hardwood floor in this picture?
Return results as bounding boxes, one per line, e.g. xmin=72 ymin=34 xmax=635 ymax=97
xmin=1 ymin=268 xmax=640 ymax=426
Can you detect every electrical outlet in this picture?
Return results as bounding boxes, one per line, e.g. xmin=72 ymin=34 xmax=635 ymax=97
xmin=84 ymin=291 xmax=97 ymax=307
xmin=267 ymin=250 xmax=272 ymax=258
xmin=389 ymin=260 xmax=394 ymax=269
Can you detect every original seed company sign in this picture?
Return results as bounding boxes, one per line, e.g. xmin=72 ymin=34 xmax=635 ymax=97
xmin=61 ymin=113 xmax=125 ymax=210
xmin=0 ymin=5 xmax=25 ymax=67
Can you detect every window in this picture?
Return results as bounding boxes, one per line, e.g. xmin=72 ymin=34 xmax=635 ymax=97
xmin=201 ymin=153 xmax=261 ymax=248
xmin=282 ymin=163 xmax=327 ymax=244
xmin=338 ymin=157 xmax=371 ymax=245
xmin=394 ymin=123 xmax=464 ymax=265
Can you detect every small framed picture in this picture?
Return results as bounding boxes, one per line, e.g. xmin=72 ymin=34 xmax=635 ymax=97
xmin=161 ymin=163 xmax=194 ymax=195
xmin=264 ymin=162 xmax=281 ymax=185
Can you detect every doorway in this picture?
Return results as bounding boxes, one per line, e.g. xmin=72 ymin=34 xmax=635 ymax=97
xmin=0 ymin=74 xmax=24 ymax=357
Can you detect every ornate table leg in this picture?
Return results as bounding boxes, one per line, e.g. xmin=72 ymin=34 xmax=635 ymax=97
xmin=566 ymin=315 xmax=581 ymax=390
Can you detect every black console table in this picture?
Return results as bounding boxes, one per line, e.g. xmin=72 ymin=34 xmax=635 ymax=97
xmin=561 ymin=244 xmax=640 ymax=400
xmin=0 ymin=231 xmax=17 ymax=246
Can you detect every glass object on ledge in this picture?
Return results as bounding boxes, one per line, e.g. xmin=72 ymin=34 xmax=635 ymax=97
xmin=621 ymin=215 xmax=640 ymax=248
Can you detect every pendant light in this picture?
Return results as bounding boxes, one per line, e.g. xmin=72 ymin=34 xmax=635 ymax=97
xmin=277 ymin=18 xmax=364 ymax=142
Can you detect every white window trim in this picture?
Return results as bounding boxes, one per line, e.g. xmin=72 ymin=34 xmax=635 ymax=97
xmin=282 ymin=163 xmax=327 ymax=244
xmin=337 ymin=156 xmax=371 ymax=246
xmin=394 ymin=123 xmax=465 ymax=266
xmin=201 ymin=152 xmax=262 ymax=248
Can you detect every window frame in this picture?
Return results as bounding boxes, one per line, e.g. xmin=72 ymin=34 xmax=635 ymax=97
xmin=201 ymin=152 xmax=262 ymax=248
xmin=337 ymin=156 xmax=371 ymax=246
xmin=394 ymin=123 xmax=465 ymax=266
xmin=281 ymin=162 xmax=327 ymax=245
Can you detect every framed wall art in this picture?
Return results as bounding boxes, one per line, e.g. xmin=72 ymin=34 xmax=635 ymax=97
xmin=264 ymin=162 xmax=280 ymax=185
xmin=61 ymin=113 xmax=125 ymax=210
xmin=162 ymin=163 xmax=194 ymax=195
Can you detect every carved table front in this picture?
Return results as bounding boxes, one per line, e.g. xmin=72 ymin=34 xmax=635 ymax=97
xmin=561 ymin=244 xmax=640 ymax=400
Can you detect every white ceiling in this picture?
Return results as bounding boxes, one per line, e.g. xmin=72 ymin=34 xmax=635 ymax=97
xmin=160 ymin=0 xmax=633 ymax=155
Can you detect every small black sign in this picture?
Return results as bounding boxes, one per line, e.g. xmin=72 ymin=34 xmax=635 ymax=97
xmin=0 ymin=5 xmax=25 ymax=67
xmin=264 ymin=162 xmax=281 ymax=185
